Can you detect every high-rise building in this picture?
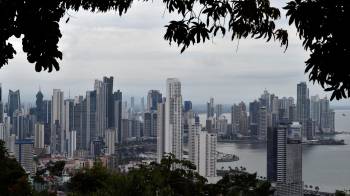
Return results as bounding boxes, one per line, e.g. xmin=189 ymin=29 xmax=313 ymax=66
xmin=130 ymin=96 xmax=135 ymax=110
xmin=258 ymin=106 xmax=267 ymax=140
xmin=297 ymin=82 xmax=310 ymax=137
xmin=278 ymin=97 xmax=294 ymax=122
xmin=105 ymin=128 xmax=116 ymax=155
xmin=140 ymin=97 xmax=145 ymax=112
xmin=267 ymin=123 xmax=303 ymax=196
xmin=249 ymin=100 xmax=260 ymax=137
xmin=198 ymin=131 xmax=217 ymax=177
xmin=310 ymin=95 xmax=320 ymax=127
xmin=164 ymin=78 xmax=183 ymax=160
xmin=0 ymin=123 xmax=9 ymax=144
xmin=34 ymin=123 xmax=45 ymax=148
xmin=184 ymin=101 xmax=192 ymax=113
xmin=143 ymin=112 xmax=157 ymax=137
xmin=51 ymin=120 xmax=62 ymax=154
xmin=216 ymin=116 xmax=228 ymax=136
xmin=231 ymin=104 xmax=240 ymax=135
xmin=147 ymin=90 xmax=162 ymax=112
xmin=113 ymin=90 xmax=122 ymax=143
xmin=206 ymin=97 xmax=214 ymax=119
xmin=42 ymin=100 xmax=52 ymax=145
xmin=188 ymin=117 xmax=200 ymax=166
xmin=51 ymin=89 xmax=64 ymax=153
xmin=73 ymin=97 xmax=87 ymax=150
xmin=95 ymin=79 xmax=107 ymax=138
xmin=36 ymin=90 xmax=44 ymax=123
xmin=216 ymin=104 xmax=223 ymax=117
xmin=13 ymin=110 xmax=26 ymax=140
xmin=68 ymin=130 xmax=76 ymax=158
xmin=15 ymin=139 xmax=34 ymax=175
xmin=64 ymin=99 xmax=74 ymax=152
xmin=103 ymin=76 xmax=114 ymax=129
xmin=156 ymin=100 xmax=166 ymax=162
xmin=86 ymin=91 xmax=97 ymax=147
xmin=8 ymin=89 xmax=21 ymax=119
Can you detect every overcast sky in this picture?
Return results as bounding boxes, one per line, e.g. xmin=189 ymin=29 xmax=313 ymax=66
xmin=0 ymin=1 xmax=347 ymax=106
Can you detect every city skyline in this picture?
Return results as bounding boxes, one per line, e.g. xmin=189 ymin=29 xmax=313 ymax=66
xmin=0 ymin=80 xmax=346 ymax=108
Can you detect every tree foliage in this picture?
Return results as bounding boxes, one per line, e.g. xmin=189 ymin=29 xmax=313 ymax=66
xmin=67 ymin=154 xmax=274 ymax=196
xmin=47 ymin=160 xmax=66 ymax=177
xmin=284 ymin=0 xmax=350 ymax=100
xmin=0 ymin=140 xmax=33 ymax=196
xmin=0 ymin=0 xmax=349 ymax=100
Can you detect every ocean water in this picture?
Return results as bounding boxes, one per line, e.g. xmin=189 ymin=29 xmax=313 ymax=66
xmin=199 ymin=110 xmax=350 ymax=192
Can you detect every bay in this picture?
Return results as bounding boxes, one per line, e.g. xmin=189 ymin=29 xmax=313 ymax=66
xmin=198 ymin=110 xmax=350 ymax=192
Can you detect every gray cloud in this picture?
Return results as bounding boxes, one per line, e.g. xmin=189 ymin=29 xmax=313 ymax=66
xmin=0 ymin=1 xmax=347 ymax=106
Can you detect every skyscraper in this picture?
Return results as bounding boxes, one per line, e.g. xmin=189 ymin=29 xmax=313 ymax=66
xmin=103 ymin=76 xmax=114 ymax=128
xmin=140 ymin=97 xmax=145 ymax=112
xmin=105 ymin=128 xmax=116 ymax=155
xmin=147 ymin=90 xmax=162 ymax=112
xmin=34 ymin=123 xmax=45 ymax=148
xmin=15 ymin=139 xmax=34 ymax=175
xmin=95 ymin=79 xmax=107 ymax=138
xmin=143 ymin=112 xmax=157 ymax=137
xmin=206 ymin=97 xmax=214 ymax=119
xmin=36 ymin=90 xmax=44 ymax=123
xmin=64 ymin=99 xmax=74 ymax=152
xmin=43 ymin=100 xmax=52 ymax=145
xmin=165 ymin=78 xmax=183 ymax=159
xmin=8 ymin=89 xmax=21 ymax=119
xmin=130 ymin=96 xmax=135 ymax=110
xmin=86 ymin=91 xmax=97 ymax=147
xmin=188 ymin=117 xmax=200 ymax=166
xmin=156 ymin=100 xmax=166 ymax=162
xmin=68 ymin=130 xmax=76 ymax=158
xmin=297 ymin=82 xmax=310 ymax=137
xmin=113 ymin=90 xmax=122 ymax=143
xmin=249 ymin=100 xmax=260 ymax=137
xmin=216 ymin=104 xmax=223 ymax=117
xmin=184 ymin=100 xmax=192 ymax=113
xmin=51 ymin=89 xmax=64 ymax=153
xmin=198 ymin=131 xmax=217 ymax=177
xmin=73 ymin=97 xmax=87 ymax=150
xmin=258 ymin=106 xmax=267 ymax=140
xmin=267 ymin=123 xmax=303 ymax=196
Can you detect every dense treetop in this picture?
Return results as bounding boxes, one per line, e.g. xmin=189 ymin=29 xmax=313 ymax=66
xmin=0 ymin=0 xmax=349 ymax=100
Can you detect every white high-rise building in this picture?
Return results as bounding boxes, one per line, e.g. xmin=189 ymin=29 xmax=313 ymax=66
xmin=156 ymin=100 xmax=166 ymax=162
xmin=34 ymin=123 xmax=45 ymax=148
xmin=164 ymin=78 xmax=183 ymax=159
xmin=68 ymin=130 xmax=76 ymax=158
xmin=51 ymin=89 xmax=64 ymax=153
xmin=105 ymin=128 xmax=116 ymax=155
xmin=188 ymin=116 xmax=217 ymax=177
xmin=198 ymin=131 xmax=217 ymax=177
xmin=188 ymin=117 xmax=200 ymax=165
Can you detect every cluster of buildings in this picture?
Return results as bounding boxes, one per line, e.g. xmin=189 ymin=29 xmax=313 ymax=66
xmin=204 ymin=82 xmax=335 ymax=142
xmin=156 ymin=79 xmax=217 ymax=178
xmin=0 ymin=78 xmax=218 ymax=179
xmin=0 ymin=79 xmax=337 ymax=195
